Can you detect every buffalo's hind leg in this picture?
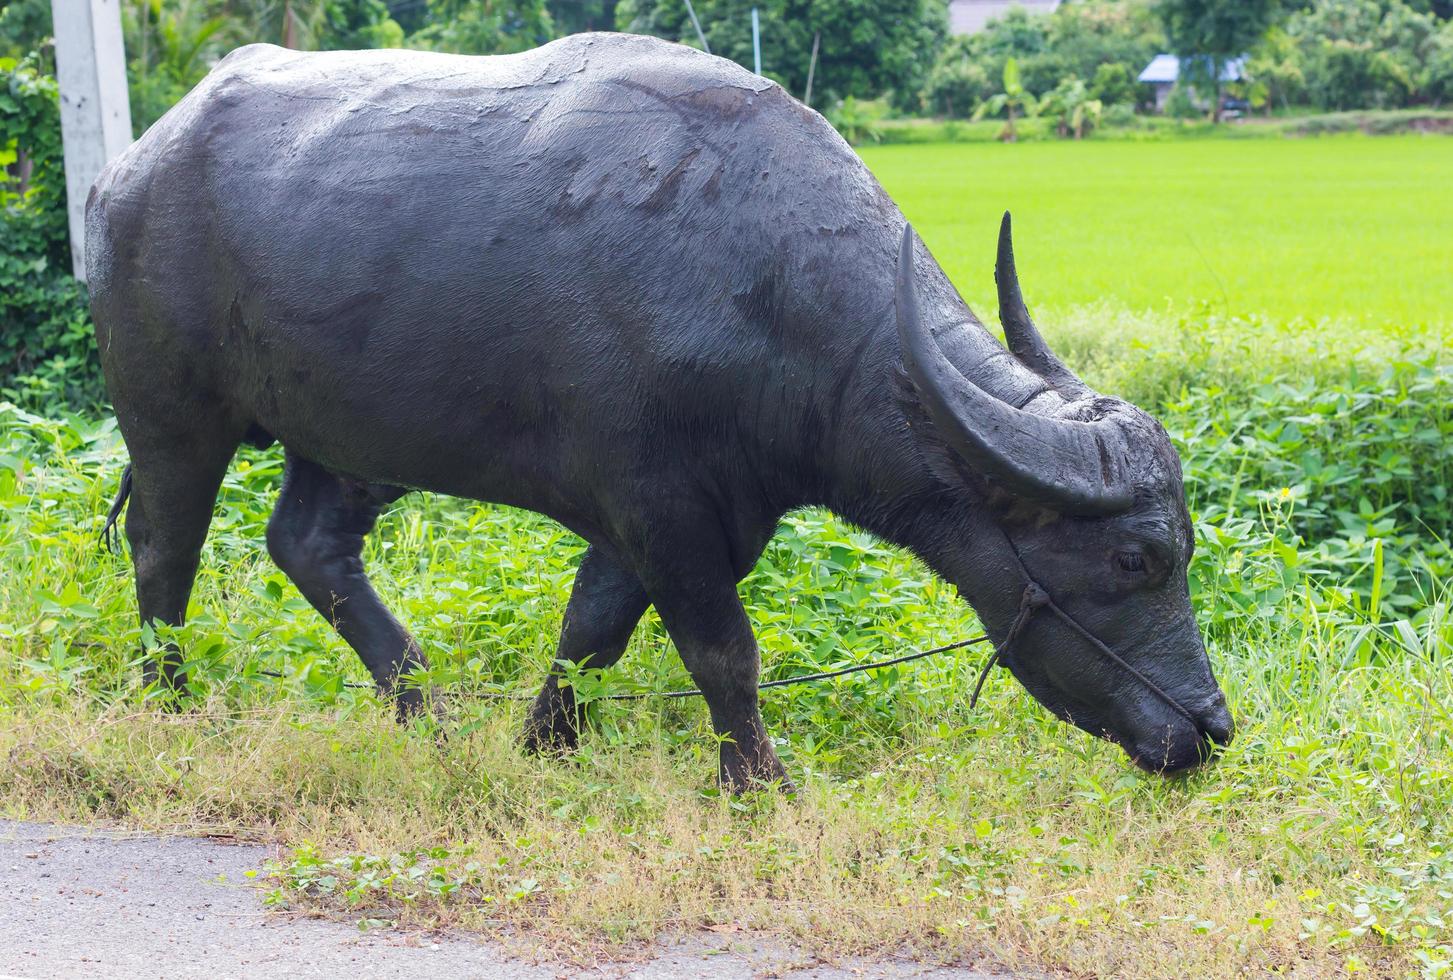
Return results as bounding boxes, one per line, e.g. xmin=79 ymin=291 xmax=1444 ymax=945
xmin=266 ymin=453 xmax=428 ymax=718
xmin=125 ymin=440 xmax=239 ymax=701
xmin=523 ymin=544 xmax=650 ymax=753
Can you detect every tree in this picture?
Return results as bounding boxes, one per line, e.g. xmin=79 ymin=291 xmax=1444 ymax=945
xmin=1089 ymin=61 xmax=1137 ymax=107
xmin=410 ymin=0 xmax=553 ymax=54
xmin=617 ymin=0 xmax=948 ymax=111
xmin=124 ymin=0 xmax=227 ymax=133
xmin=972 ymin=6 xmax=1053 ymax=93
xmin=546 ymin=0 xmax=617 ymax=34
xmin=1155 ymin=0 xmax=1284 ymax=121
xmin=1427 ymin=18 xmax=1453 ymax=105
xmin=920 ymin=0 xmax=1164 ymax=118
xmin=1035 ymin=0 xmax=1164 ymax=96
xmin=319 ymin=0 xmax=405 ymax=49
xmin=1241 ymin=25 xmax=1303 ymax=113
xmin=1288 ymin=0 xmax=1441 ymax=109
xmin=0 ymin=0 xmax=54 ymax=58
xmin=921 ymin=37 xmax=992 ymax=117
xmin=972 ymin=55 xmax=1036 ymax=141
xmin=225 ymin=0 xmax=333 ymax=49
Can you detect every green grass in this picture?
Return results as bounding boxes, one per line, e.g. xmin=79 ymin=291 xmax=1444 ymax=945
xmin=1 ymin=137 xmax=1451 ymax=976
xmin=860 ymin=134 xmax=1453 ymax=332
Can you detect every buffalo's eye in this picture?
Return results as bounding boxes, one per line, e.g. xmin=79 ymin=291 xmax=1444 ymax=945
xmin=1115 ymin=551 xmax=1146 ymax=573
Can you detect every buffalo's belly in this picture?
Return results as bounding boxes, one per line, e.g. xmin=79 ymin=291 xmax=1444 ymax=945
xmin=232 ymin=310 xmax=608 ymax=504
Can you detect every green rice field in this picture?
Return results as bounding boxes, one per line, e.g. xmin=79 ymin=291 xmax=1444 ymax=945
xmin=861 ymin=134 xmax=1452 ymax=333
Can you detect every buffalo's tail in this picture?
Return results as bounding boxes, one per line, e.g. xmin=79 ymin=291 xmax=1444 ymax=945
xmin=99 ymin=465 xmax=133 ymax=553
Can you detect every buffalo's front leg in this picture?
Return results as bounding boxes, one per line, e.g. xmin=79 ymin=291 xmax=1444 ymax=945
xmin=266 ymin=453 xmax=427 ymax=718
xmin=523 ymin=544 xmax=649 ymax=752
xmin=636 ymin=526 xmax=791 ymax=793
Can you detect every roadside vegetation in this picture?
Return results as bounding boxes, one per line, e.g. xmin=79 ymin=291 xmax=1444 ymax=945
xmin=853 ymin=106 xmax=1453 ymax=144
xmin=1 ymin=130 xmax=1450 ymax=974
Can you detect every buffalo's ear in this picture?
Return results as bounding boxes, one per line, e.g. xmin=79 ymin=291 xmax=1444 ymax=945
xmin=897 ymin=224 xmax=1133 ymax=515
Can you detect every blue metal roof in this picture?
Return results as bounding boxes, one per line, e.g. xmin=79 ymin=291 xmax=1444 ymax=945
xmin=1138 ymin=54 xmax=1246 ymax=84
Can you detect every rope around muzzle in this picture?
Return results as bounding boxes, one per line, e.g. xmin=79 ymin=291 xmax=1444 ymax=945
xmin=967 ymin=579 xmax=1044 ymax=710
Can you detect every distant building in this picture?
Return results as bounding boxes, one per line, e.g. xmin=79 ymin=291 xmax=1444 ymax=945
xmin=1138 ymin=54 xmax=1247 ymax=111
xmin=949 ymin=0 xmax=1060 ymax=36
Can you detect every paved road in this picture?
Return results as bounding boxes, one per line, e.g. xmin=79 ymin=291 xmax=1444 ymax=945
xmin=0 ymin=821 xmax=1007 ymax=979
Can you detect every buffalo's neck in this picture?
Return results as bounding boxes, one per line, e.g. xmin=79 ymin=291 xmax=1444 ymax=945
xmin=817 ymin=414 xmax=1018 ymax=636
xmin=774 ymin=257 xmax=1038 ymax=519
xmin=811 ymin=379 xmax=1027 ymax=641
xmin=768 ymin=268 xmax=1043 ymax=630
xmin=816 ymin=360 xmax=978 ymax=569
xmin=749 ymin=218 xmax=1055 ymax=615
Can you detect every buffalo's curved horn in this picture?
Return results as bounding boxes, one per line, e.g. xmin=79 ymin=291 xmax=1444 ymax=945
xmin=996 ymin=212 xmax=1090 ymax=398
xmin=896 ymin=225 xmax=1134 ymax=515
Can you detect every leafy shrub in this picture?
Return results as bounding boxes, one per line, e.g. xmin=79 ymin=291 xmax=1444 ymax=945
xmin=1055 ymin=311 xmax=1450 ymax=535
xmin=825 ymin=95 xmax=889 ymax=145
xmin=1089 ymin=61 xmax=1137 ymax=107
xmin=1168 ymin=359 xmax=1452 ymax=630
xmin=921 ymin=41 xmax=993 ymax=118
xmin=1101 ymin=101 xmax=1137 ymax=126
xmin=619 ymin=0 xmax=949 ymax=112
xmin=0 ymin=55 xmax=102 ymax=413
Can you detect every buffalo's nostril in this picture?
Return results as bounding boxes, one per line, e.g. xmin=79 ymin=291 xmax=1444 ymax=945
xmin=1199 ymin=702 xmax=1235 ymax=747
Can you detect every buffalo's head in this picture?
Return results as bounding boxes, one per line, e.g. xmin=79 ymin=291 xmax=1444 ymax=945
xmin=896 ymin=216 xmax=1233 ymax=774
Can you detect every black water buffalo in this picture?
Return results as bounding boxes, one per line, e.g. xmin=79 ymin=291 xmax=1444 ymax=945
xmin=89 ymin=32 xmax=1232 ymax=789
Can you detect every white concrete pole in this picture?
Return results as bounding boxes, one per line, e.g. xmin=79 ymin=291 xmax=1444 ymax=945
xmin=751 ymin=7 xmax=761 ymax=75
xmin=51 ymin=0 xmax=132 ymax=281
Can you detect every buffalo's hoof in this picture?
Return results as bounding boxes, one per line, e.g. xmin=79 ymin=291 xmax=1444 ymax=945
xmin=521 ymin=710 xmax=580 ymax=755
xmin=720 ymin=749 xmax=795 ymax=796
xmin=142 ymin=683 xmax=191 ymax=713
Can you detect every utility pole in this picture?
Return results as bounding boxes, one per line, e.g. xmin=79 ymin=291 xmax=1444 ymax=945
xmin=804 ymin=31 xmax=820 ymax=107
xmin=751 ymin=7 xmax=761 ymax=75
xmin=682 ymin=0 xmax=710 ymax=54
xmin=51 ymin=0 xmax=132 ymax=281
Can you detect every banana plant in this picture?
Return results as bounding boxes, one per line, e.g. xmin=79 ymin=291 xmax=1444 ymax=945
xmin=973 ymin=57 xmax=1037 ymax=143
xmin=125 ymin=0 xmax=226 ymax=132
